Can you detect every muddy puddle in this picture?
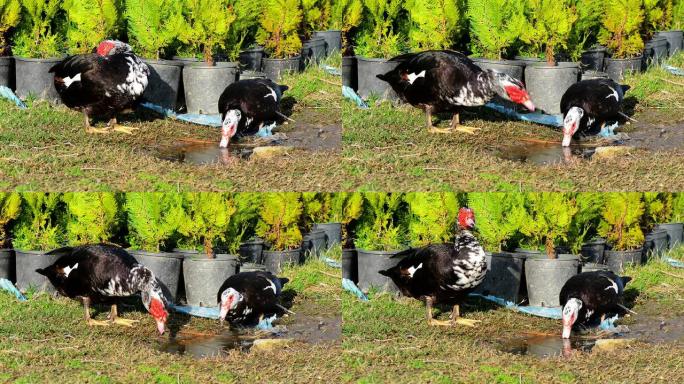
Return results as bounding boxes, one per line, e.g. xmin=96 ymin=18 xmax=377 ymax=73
xmin=499 ymin=335 xmax=596 ymax=358
xmin=496 ymin=143 xmax=597 ymax=165
xmin=159 ymin=312 xmax=341 ymax=359
xmin=625 ymin=110 xmax=684 ymax=151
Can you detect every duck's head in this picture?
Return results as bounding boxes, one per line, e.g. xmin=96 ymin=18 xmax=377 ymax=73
xmin=142 ymin=280 xmax=168 ymax=335
xmin=95 ymin=40 xmax=132 ymax=56
xmin=220 ymin=109 xmax=242 ymax=148
xmin=563 ymin=107 xmax=584 ymax=147
xmin=219 ymin=287 xmax=243 ymax=325
xmin=561 ymin=298 xmax=582 ymax=339
xmin=491 ymin=72 xmax=535 ymax=112
xmin=458 ymin=207 xmax=476 ymax=230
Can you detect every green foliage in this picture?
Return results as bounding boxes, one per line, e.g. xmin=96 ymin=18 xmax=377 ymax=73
xmin=0 ymin=193 xmax=21 ymax=247
xmin=175 ymin=193 xmax=235 ymax=256
xmin=404 ymin=192 xmax=458 ymax=247
xmin=355 ymin=193 xmax=405 ymax=251
xmin=301 ymin=0 xmax=327 ymax=38
xmin=519 ymin=193 xmax=578 ymax=258
xmin=598 ymin=193 xmax=645 ymax=251
xmin=355 ymin=0 xmax=403 ymax=58
xmin=12 ymin=0 xmax=63 ymax=58
xmin=255 ymin=193 xmax=303 ymax=251
xmin=642 ymin=192 xmax=673 ymax=230
xmin=224 ymin=0 xmax=260 ymax=61
xmin=125 ymin=0 xmax=183 ymax=59
xmin=598 ymin=0 xmax=645 ymax=58
xmin=0 ymin=0 xmax=21 ymax=54
xmin=328 ymin=193 xmax=364 ymax=224
xmin=12 ymin=193 xmax=63 ymax=251
xmin=468 ymin=193 xmax=527 ymax=252
xmin=674 ymin=0 xmax=684 ymax=29
xmin=467 ymin=0 xmax=526 ymax=60
xmin=256 ymin=0 xmax=303 ymax=58
xmin=177 ymin=0 xmax=236 ymax=64
xmin=125 ymin=193 xmax=184 ymax=252
xmin=642 ymin=0 xmax=667 ymax=36
xmin=301 ymin=193 xmax=330 ymax=230
xmin=567 ymin=193 xmax=605 ymax=253
xmin=567 ymin=0 xmax=605 ymax=61
xmin=61 ymin=0 xmax=120 ymax=55
xmin=226 ymin=193 xmax=261 ymax=254
xmin=330 ymin=0 xmax=363 ymax=37
xmin=404 ymin=0 xmax=461 ymax=51
xmin=672 ymin=193 xmax=684 ymax=222
xmin=520 ymin=0 xmax=578 ymax=64
xmin=63 ymin=193 xmax=120 ymax=246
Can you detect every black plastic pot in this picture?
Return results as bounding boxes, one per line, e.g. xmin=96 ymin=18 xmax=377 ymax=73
xmin=302 ymin=37 xmax=326 ymax=65
xmin=262 ymin=248 xmax=302 ymax=274
xmin=239 ymin=239 xmax=265 ymax=263
xmin=356 ymin=57 xmax=399 ymax=100
xmin=143 ymin=59 xmax=183 ymax=111
xmin=524 ymin=62 xmax=579 ymax=114
xmin=474 ymin=252 xmax=525 ymax=303
xmin=342 ymin=248 xmax=358 ymax=283
xmin=171 ymin=56 xmax=200 ymax=65
xmin=239 ymin=70 xmax=267 ymax=80
xmin=238 ymin=262 xmax=267 ymax=273
xmin=238 ymin=47 xmax=265 ymax=71
xmin=129 ymin=250 xmax=183 ymax=302
xmin=342 ymin=56 xmax=358 ymax=90
xmin=580 ymin=47 xmax=606 ymax=71
xmin=170 ymin=58 xmax=200 ymax=112
xmin=0 ymin=56 xmax=13 ymax=89
xmin=183 ymin=62 xmax=238 ymax=114
xmin=581 ymin=262 xmax=610 ymax=273
xmin=313 ymin=222 xmax=342 ymax=249
xmin=15 ymin=249 xmax=61 ymax=293
xmin=580 ymin=238 xmax=606 ymax=263
xmin=645 ymin=228 xmax=669 ymax=257
xmin=14 ymin=57 xmax=62 ymax=103
xmin=657 ymin=30 xmax=683 ymax=56
xmin=605 ymin=57 xmax=643 ymax=82
xmin=471 ymin=58 xmax=525 ymax=83
xmin=514 ymin=56 xmax=544 ymax=66
xmin=357 ymin=249 xmax=401 ymax=293
xmin=581 ymin=70 xmax=610 ymax=81
xmin=513 ymin=248 xmax=544 ymax=258
xmin=0 ymin=248 xmax=15 ymax=282
xmin=656 ymin=223 xmax=684 ymax=249
xmin=263 ymin=56 xmax=301 ymax=82
xmin=308 ymin=230 xmax=327 ymax=257
xmin=182 ymin=254 xmax=238 ymax=307
xmin=645 ymin=36 xmax=669 ymax=65
xmin=313 ymin=30 xmax=342 ymax=55
xmin=604 ymin=248 xmax=642 ymax=274
xmin=524 ymin=254 xmax=580 ymax=307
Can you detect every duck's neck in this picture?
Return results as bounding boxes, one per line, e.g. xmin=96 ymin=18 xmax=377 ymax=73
xmin=129 ymin=265 xmax=156 ymax=293
xmin=454 ymin=229 xmax=485 ymax=261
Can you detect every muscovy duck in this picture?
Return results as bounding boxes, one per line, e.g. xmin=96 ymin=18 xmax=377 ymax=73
xmin=561 ymin=79 xmax=630 ymax=147
xmin=218 ymin=271 xmax=289 ymax=326
xmin=217 ymin=79 xmax=289 ymax=148
xmin=379 ymin=208 xmax=487 ymax=327
xmin=560 ymin=271 xmax=632 ymax=338
xmin=36 ymin=244 xmax=168 ymax=334
xmin=49 ymin=40 xmax=150 ymax=134
xmin=377 ymin=50 xmax=535 ymax=134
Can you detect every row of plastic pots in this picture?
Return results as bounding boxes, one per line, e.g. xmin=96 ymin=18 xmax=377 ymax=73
xmin=343 ymin=30 xmax=683 ymax=115
xmin=0 ymin=222 xmax=342 ymax=308
xmin=344 ymin=222 xmax=683 ymax=308
xmin=0 ymin=30 xmax=342 ymax=115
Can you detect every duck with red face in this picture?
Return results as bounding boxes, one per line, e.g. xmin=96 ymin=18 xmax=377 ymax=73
xmin=36 ymin=244 xmax=169 ymax=335
xmin=217 ymin=271 xmax=289 ymax=327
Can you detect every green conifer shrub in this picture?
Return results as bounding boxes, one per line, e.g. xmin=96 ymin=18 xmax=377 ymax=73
xmin=0 ymin=193 xmax=21 ymax=248
xmin=224 ymin=0 xmax=261 ymax=61
xmin=301 ymin=0 xmax=324 ymax=38
xmin=12 ymin=0 xmax=63 ymax=58
xmin=256 ymin=0 xmax=303 ymax=58
xmin=467 ymin=0 xmax=526 ymax=60
xmin=301 ymin=193 xmax=331 ymax=230
xmin=226 ymin=193 xmax=261 ymax=254
xmin=598 ymin=0 xmax=645 ymax=58
xmin=519 ymin=0 xmax=578 ymax=64
xmin=519 ymin=193 xmax=578 ymax=258
xmin=467 ymin=192 xmax=528 ymax=252
xmin=327 ymin=193 xmax=364 ymax=244
xmin=642 ymin=0 xmax=667 ymax=37
xmin=125 ymin=0 xmax=183 ymax=59
xmin=642 ymin=192 xmax=673 ymax=230
xmin=567 ymin=193 xmax=605 ymax=253
xmin=176 ymin=193 xmax=235 ymax=256
xmin=354 ymin=193 xmax=405 ymax=251
xmin=671 ymin=193 xmax=684 ymax=221
xmin=61 ymin=0 xmax=120 ymax=55
xmin=177 ymin=0 xmax=236 ymax=64
xmin=673 ymin=0 xmax=684 ymax=29
xmin=354 ymin=0 xmax=403 ymax=58
xmin=330 ymin=0 xmax=363 ymax=49
xmin=598 ymin=192 xmax=645 ymax=251
xmin=404 ymin=192 xmax=458 ymax=247
xmin=404 ymin=0 xmax=461 ymax=51
xmin=63 ymin=193 xmax=120 ymax=246
xmin=255 ymin=193 xmax=303 ymax=251
xmin=567 ymin=0 xmax=605 ymax=61
xmin=0 ymin=0 xmax=21 ymax=55
xmin=12 ymin=193 xmax=63 ymax=251
xmin=125 ymin=193 xmax=184 ymax=252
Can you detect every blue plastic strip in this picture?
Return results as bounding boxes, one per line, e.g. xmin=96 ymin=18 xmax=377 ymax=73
xmin=324 ymin=66 xmax=342 ymax=76
xmin=484 ymin=102 xmax=564 ymax=127
xmin=468 ymin=293 xmax=562 ymax=319
xmin=0 ymin=86 xmax=27 ymax=109
xmin=667 ymin=258 xmax=684 ymax=268
xmin=342 ymin=86 xmax=369 ymax=109
xmin=0 ymin=278 xmax=27 ymax=302
xmin=324 ymin=258 xmax=341 ymax=269
xmin=171 ymin=304 xmax=220 ymax=319
xmin=665 ymin=65 xmax=684 ymax=76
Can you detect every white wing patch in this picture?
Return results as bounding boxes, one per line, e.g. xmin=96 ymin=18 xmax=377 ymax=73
xmin=63 ymin=73 xmax=82 ymax=88
xmin=117 ymin=56 xmax=148 ymax=97
xmin=605 ymin=86 xmax=619 ymax=101
xmin=264 ymin=86 xmax=278 ymax=101
xmin=407 ymin=263 xmax=423 ymax=278
xmin=62 ymin=263 xmax=79 ymax=277
xmin=407 ymin=70 xmax=426 ymax=85
xmin=263 ymin=277 xmax=277 ymax=294
xmin=604 ymin=277 xmax=618 ymax=293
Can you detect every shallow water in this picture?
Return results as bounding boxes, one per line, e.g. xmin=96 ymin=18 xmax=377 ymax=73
xmin=496 ymin=143 xmax=595 ymax=165
xmin=498 ymin=335 xmax=596 ymax=358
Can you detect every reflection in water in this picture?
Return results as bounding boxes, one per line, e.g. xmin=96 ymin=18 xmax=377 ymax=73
xmin=160 ymin=332 xmax=254 ymax=358
xmin=499 ymin=335 xmax=596 ymax=358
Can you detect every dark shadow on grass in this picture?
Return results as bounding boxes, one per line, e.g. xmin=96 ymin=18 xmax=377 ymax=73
xmin=280 ymin=96 xmax=298 ymax=119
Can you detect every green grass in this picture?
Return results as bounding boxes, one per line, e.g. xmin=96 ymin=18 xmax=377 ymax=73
xmin=0 ymin=260 xmax=342 ymax=383
xmin=342 ymin=255 xmax=684 ymax=383
xmin=0 ymin=58 xmax=343 ymax=192
xmin=342 ymin=53 xmax=684 ymax=192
